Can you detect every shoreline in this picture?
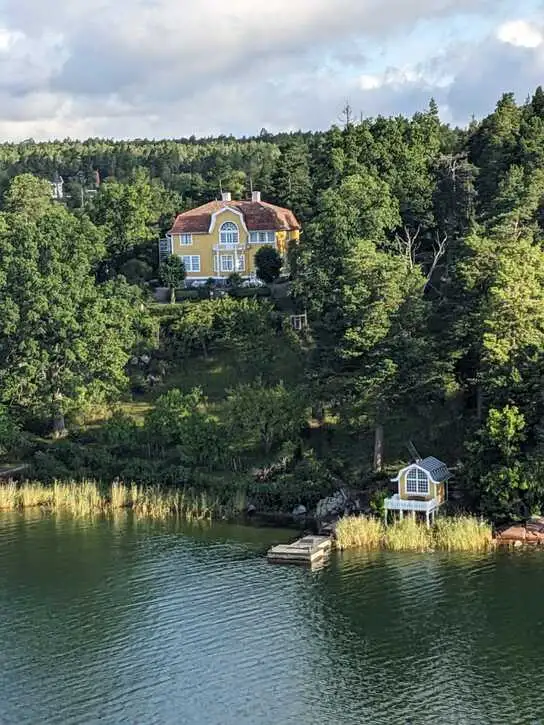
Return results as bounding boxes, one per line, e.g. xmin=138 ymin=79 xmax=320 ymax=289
xmin=1 ymin=479 xmax=542 ymax=552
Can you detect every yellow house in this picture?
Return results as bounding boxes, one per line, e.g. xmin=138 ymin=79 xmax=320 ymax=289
xmin=159 ymin=191 xmax=301 ymax=283
xmin=384 ymin=457 xmax=451 ymax=526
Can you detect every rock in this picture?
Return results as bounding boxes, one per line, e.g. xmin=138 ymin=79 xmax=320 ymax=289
xmin=315 ymin=489 xmax=349 ymax=521
xmin=292 ymin=504 xmax=307 ymax=518
xmin=246 ymin=504 xmax=257 ymax=516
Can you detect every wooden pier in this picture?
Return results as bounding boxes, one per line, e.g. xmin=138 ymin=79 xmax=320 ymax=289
xmin=267 ymin=535 xmax=332 ymax=567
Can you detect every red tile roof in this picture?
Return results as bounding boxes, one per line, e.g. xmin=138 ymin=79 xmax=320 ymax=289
xmin=169 ymin=199 xmax=300 ymax=235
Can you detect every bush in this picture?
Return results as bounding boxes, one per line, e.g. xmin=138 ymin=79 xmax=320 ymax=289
xmin=229 ymin=287 xmax=271 ymax=298
xmin=96 ymin=410 xmax=140 ymax=450
xmin=145 ymin=388 xmax=224 ymax=469
xmin=175 ymin=289 xmax=200 ymax=301
xmin=255 ymin=246 xmax=282 ymax=283
xmin=225 ymin=382 xmax=307 ymax=454
xmin=0 ymin=406 xmax=25 ymax=459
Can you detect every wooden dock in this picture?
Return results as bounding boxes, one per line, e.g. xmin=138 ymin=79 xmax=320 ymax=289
xmin=267 ymin=535 xmax=332 ymax=567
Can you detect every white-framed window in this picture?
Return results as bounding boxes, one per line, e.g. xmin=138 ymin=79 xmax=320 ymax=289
xmin=220 ymin=254 xmax=234 ymax=272
xmin=236 ymin=256 xmax=245 ymax=272
xmin=406 ymin=468 xmax=429 ymax=495
xmin=180 ymin=233 xmax=193 ymax=245
xmin=182 ymin=255 xmax=200 ymax=273
xmin=250 ymin=231 xmax=275 ymax=244
xmin=220 ymin=222 xmax=239 ymax=245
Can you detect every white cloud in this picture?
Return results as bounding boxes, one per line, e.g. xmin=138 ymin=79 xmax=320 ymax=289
xmin=497 ymin=20 xmax=543 ymax=48
xmin=0 ymin=0 xmax=539 ymax=139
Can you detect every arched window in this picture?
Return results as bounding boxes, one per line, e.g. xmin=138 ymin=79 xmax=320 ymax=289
xmin=406 ymin=468 xmax=429 ymax=495
xmin=220 ymin=222 xmax=239 ymax=245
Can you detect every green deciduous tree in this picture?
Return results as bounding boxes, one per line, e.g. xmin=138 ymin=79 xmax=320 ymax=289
xmin=225 ymin=382 xmax=306 ymax=454
xmin=145 ymin=387 xmax=223 ymax=468
xmin=0 ymin=176 xmax=145 ymax=435
xmin=255 ymin=246 xmax=282 ymax=283
xmin=159 ymin=255 xmax=186 ymax=303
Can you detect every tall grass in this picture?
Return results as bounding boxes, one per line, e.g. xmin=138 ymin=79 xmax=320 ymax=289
xmin=336 ymin=516 xmax=384 ymax=551
xmin=336 ymin=514 xmax=494 ymax=553
xmin=384 ymin=517 xmax=432 ymax=552
xmin=0 ymin=481 xmax=18 ymax=510
xmin=433 ymin=515 xmax=493 ymax=552
xmin=0 ymin=480 xmax=221 ymax=522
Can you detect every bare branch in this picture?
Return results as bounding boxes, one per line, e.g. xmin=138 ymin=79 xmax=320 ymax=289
xmin=425 ymin=231 xmax=448 ymax=288
xmin=394 ymin=224 xmax=421 ymax=269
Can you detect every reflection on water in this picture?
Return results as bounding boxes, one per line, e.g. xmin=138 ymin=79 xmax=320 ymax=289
xmin=1 ymin=513 xmax=543 ymax=725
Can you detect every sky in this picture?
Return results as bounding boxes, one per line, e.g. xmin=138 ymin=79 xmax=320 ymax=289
xmin=0 ymin=0 xmax=543 ymax=141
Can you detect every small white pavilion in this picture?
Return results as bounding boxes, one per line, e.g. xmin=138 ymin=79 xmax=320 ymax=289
xmin=384 ymin=456 xmax=452 ymax=527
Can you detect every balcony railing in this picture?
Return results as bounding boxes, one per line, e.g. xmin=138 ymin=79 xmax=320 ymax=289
xmin=384 ymin=494 xmax=440 ymax=512
xmin=213 ymin=243 xmax=245 ymax=252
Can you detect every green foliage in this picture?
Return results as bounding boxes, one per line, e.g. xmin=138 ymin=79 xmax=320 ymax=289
xmin=119 ymin=258 xmax=153 ymax=285
xmin=0 ymin=176 xmax=145 ymax=434
xmin=145 ymin=388 xmax=223 ymax=469
xmin=159 ymin=256 xmax=186 ymax=303
xmin=0 ymin=406 xmax=24 ymax=458
xmin=4 ymin=92 xmax=544 ymax=522
xmin=226 ymin=272 xmax=243 ymax=289
xmin=89 ymin=170 xmax=177 ymax=270
xmin=225 ymin=381 xmax=306 ymax=454
xmin=255 ymin=246 xmax=282 ymax=283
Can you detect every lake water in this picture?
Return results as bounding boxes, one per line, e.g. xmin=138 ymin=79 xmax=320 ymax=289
xmin=1 ymin=512 xmax=544 ymax=725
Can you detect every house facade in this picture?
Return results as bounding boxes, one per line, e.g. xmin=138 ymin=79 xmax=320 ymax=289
xmin=384 ymin=456 xmax=451 ymax=526
xmin=159 ymin=191 xmax=301 ymax=282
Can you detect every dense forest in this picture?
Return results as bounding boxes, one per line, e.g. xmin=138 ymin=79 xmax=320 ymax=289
xmin=2 ymin=88 xmax=544 ymax=523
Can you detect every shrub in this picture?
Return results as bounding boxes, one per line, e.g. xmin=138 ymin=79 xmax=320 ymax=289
xmin=175 ymin=289 xmax=200 ymax=301
xmin=96 ymin=410 xmax=140 ymax=449
xmin=225 ymin=382 xmax=307 ymax=454
xmin=0 ymin=405 xmax=24 ymax=459
xmin=255 ymin=246 xmax=282 ymax=283
xmin=145 ymin=388 xmax=224 ymax=469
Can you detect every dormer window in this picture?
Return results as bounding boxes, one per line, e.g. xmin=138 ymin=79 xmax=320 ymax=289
xmin=406 ymin=469 xmax=429 ymax=495
xmin=220 ymin=222 xmax=239 ymax=245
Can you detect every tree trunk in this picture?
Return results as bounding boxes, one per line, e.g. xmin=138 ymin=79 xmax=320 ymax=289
xmin=373 ymin=424 xmax=384 ymax=472
xmin=52 ymin=392 xmax=67 ymax=438
xmin=169 ymin=286 xmax=176 ymax=304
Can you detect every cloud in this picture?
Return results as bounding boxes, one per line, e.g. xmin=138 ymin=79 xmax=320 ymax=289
xmin=497 ymin=19 xmax=543 ymax=48
xmin=0 ymin=0 xmax=538 ymax=139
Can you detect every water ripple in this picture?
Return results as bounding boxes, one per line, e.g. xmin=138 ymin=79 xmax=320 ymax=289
xmin=2 ymin=514 xmax=544 ymax=725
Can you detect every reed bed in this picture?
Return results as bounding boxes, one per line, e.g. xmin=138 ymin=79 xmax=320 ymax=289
xmin=336 ymin=515 xmax=384 ymax=551
xmin=336 ymin=514 xmax=494 ymax=553
xmin=0 ymin=480 xmax=221 ymax=522
xmin=0 ymin=481 xmax=18 ymax=510
xmin=433 ymin=515 xmax=493 ymax=552
xmin=384 ymin=517 xmax=432 ymax=551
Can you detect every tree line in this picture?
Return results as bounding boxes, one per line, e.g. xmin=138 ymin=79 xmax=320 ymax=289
xmin=1 ymin=88 xmax=544 ymax=520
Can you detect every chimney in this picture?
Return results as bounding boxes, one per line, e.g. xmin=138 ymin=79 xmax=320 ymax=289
xmin=251 ymin=190 xmax=261 ymax=202
xmin=221 ymin=191 xmax=231 ymax=202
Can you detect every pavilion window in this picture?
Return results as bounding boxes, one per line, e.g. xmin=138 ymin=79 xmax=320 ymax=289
xmin=406 ymin=469 xmax=429 ymax=495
